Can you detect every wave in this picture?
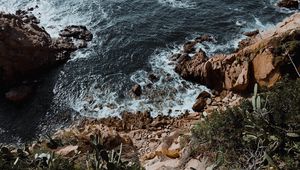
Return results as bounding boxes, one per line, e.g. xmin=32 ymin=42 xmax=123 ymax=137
xmin=157 ymin=0 xmax=196 ymax=9
xmin=53 ymin=45 xmax=208 ymax=118
xmin=0 ymin=0 xmax=109 ymax=37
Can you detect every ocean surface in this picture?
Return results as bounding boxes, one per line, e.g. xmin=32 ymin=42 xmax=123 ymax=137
xmin=0 ymin=0 xmax=296 ymax=143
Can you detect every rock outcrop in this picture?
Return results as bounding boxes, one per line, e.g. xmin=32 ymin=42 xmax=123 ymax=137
xmin=175 ymin=13 xmax=300 ymax=93
xmin=0 ymin=11 xmax=92 ymax=101
xmin=278 ymin=0 xmax=299 ymax=9
xmin=0 ymin=11 xmax=92 ymax=86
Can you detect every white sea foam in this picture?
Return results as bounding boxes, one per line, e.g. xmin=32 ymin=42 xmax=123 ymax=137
xmin=55 ymin=45 xmax=209 ymax=118
xmin=0 ymin=0 xmax=108 ymax=37
xmin=158 ymin=0 xmax=196 ymax=9
xmin=59 ymin=34 xmax=247 ymax=118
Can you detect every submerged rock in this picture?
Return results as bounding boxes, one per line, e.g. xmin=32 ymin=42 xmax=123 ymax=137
xmin=132 ymin=84 xmax=142 ymax=96
xmin=5 ymin=85 xmax=33 ymax=102
xmin=59 ymin=25 xmax=93 ymax=41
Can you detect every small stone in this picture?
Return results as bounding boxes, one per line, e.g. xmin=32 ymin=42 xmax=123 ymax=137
xmin=56 ymin=145 xmax=78 ymax=157
xmin=132 ymin=84 xmax=142 ymax=96
xmin=184 ymin=159 xmax=206 ymax=170
xmin=222 ymin=97 xmax=229 ymax=103
xmin=215 ymin=97 xmax=222 ymax=102
xmin=206 ymin=98 xmax=212 ymax=105
xmin=148 ymin=73 xmax=159 ymax=82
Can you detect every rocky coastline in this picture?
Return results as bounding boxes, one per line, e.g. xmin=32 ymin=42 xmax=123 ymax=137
xmin=0 ymin=2 xmax=300 ymax=170
xmin=0 ymin=9 xmax=92 ymax=102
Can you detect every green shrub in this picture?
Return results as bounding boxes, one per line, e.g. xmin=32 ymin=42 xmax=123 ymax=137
xmin=192 ymin=79 xmax=300 ymax=169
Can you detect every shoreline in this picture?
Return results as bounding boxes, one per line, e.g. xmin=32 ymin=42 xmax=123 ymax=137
xmin=0 ymin=2 xmax=300 ymax=169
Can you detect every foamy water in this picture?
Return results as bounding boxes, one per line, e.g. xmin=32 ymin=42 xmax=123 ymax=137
xmin=157 ymin=0 xmax=196 ymax=9
xmin=0 ymin=0 xmax=295 ymax=139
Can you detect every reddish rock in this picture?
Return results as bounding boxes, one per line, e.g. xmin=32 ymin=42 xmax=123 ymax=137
xmin=192 ymin=98 xmax=206 ymax=112
xmin=196 ymin=91 xmax=211 ymax=99
xmin=252 ymin=51 xmax=281 ymax=87
xmin=183 ymin=41 xmax=197 ymax=53
xmin=175 ymin=21 xmax=300 ymax=93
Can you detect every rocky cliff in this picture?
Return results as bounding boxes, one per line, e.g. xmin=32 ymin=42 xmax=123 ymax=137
xmin=174 ymin=13 xmax=300 ymax=93
xmin=0 ymin=10 xmax=92 ymax=101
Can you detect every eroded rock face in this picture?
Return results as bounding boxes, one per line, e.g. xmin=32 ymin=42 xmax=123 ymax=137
xmin=0 ymin=12 xmax=92 ymax=87
xmin=0 ymin=11 xmax=92 ymax=101
xmin=175 ymin=13 xmax=300 ymax=93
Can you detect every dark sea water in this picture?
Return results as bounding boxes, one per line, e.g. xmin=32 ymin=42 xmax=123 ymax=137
xmin=0 ymin=0 xmax=296 ymax=143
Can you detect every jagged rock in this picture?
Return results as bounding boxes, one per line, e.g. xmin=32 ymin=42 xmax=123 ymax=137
xmin=132 ymin=84 xmax=142 ymax=96
xmin=278 ymin=0 xmax=299 ymax=9
xmin=243 ymin=29 xmax=259 ymax=37
xmin=183 ymin=41 xmax=197 ymax=53
xmin=121 ymin=111 xmax=153 ymax=130
xmin=252 ymin=50 xmax=281 ymax=87
xmin=59 ymin=25 xmax=93 ymax=41
xmin=195 ymin=34 xmax=214 ymax=43
xmin=224 ymin=60 xmax=249 ymax=91
xmin=238 ymin=38 xmax=251 ymax=50
xmin=0 ymin=12 xmax=92 ymax=89
xmin=175 ymin=16 xmax=300 ymax=92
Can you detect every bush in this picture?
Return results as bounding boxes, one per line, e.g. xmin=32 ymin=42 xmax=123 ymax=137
xmin=192 ymin=79 xmax=300 ymax=169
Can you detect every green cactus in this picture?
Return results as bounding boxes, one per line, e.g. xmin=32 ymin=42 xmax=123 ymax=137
xmin=252 ymin=84 xmax=262 ymax=111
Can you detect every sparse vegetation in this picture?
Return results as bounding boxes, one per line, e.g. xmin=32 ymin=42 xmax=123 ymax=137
xmin=0 ymin=133 xmax=143 ymax=170
xmin=192 ymin=79 xmax=300 ymax=169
